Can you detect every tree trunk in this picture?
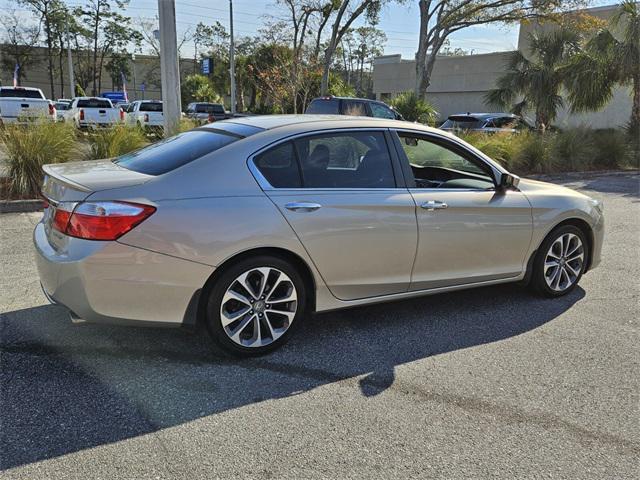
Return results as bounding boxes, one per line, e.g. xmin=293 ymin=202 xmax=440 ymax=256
xmin=632 ymin=73 xmax=640 ymax=134
xmin=238 ymin=84 xmax=245 ymax=112
xmin=92 ymin=6 xmax=100 ymax=96
xmin=249 ymin=85 xmax=256 ymax=111
xmin=44 ymin=9 xmax=55 ymax=99
xmin=320 ymin=44 xmax=335 ymax=95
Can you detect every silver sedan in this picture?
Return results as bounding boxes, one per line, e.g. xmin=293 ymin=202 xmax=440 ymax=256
xmin=34 ymin=115 xmax=604 ymax=355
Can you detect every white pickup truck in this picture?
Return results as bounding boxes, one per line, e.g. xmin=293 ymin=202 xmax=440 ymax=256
xmin=64 ymin=97 xmax=124 ymax=129
xmin=125 ymin=100 xmax=163 ymax=131
xmin=0 ymin=86 xmax=56 ymax=124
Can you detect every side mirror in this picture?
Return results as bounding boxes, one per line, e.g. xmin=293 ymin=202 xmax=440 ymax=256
xmin=499 ymin=172 xmax=520 ymax=190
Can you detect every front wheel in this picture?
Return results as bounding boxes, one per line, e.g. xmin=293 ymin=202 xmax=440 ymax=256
xmin=204 ymin=255 xmax=306 ymax=356
xmin=531 ymin=225 xmax=588 ymax=297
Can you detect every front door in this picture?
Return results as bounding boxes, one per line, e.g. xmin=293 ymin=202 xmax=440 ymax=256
xmin=392 ymin=130 xmax=533 ymax=291
xmin=252 ymin=130 xmax=417 ymax=301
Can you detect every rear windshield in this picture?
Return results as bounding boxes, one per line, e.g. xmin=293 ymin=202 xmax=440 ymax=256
xmin=441 ymin=116 xmax=484 ymax=130
xmin=77 ymin=99 xmax=113 ymax=108
xmin=0 ymin=88 xmax=44 ymax=99
xmin=195 ymin=103 xmax=224 ymax=114
xmin=114 ymin=130 xmax=239 ymax=175
xmin=55 ymin=102 xmax=70 ymax=110
xmin=139 ymin=102 xmax=163 ymax=112
xmin=306 ymin=98 xmax=339 ymax=114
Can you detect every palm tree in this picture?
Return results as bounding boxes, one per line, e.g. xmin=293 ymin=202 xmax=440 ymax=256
xmin=563 ymin=1 xmax=639 ymax=138
xmin=485 ymin=29 xmax=582 ymax=132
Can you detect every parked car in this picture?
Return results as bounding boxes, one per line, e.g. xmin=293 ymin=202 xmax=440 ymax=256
xmin=35 ymin=115 xmax=604 ymax=356
xmin=185 ymin=102 xmax=227 ymax=124
xmin=306 ymin=96 xmax=404 ymax=120
xmin=0 ymin=86 xmax=56 ymax=124
xmin=63 ymin=97 xmax=124 ymax=129
xmin=125 ymin=100 xmax=163 ymax=131
xmin=440 ymin=113 xmax=532 ymax=133
xmin=54 ymin=100 xmax=71 ymax=121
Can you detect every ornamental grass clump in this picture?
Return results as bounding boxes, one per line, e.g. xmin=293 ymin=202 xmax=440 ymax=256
xmin=87 ymin=124 xmax=149 ymax=160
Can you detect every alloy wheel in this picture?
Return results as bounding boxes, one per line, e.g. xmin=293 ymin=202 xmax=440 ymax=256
xmin=544 ymin=233 xmax=584 ymax=292
xmin=220 ymin=267 xmax=298 ymax=347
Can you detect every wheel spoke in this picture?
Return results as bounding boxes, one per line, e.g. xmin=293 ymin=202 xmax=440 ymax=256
xmin=545 ymin=259 xmax=559 ymax=273
xmin=254 ymin=267 xmax=271 ymax=299
xmin=221 ymin=305 xmax=251 ymax=327
xmin=228 ymin=313 xmax=256 ymax=343
xmin=565 ymin=262 xmax=580 ymax=277
xmin=222 ymin=288 xmax=252 ymax=307
xmin=567 ymin=251 xmax=584 ymax=263
xmin=262 ymin=312 xmax=278 ymax=340
xmin=563 ymin=234 xmax=573 ymax=256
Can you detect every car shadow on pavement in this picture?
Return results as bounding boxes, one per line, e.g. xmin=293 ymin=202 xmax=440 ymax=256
xmin=0 ymin=283 xmax=584 ymax=470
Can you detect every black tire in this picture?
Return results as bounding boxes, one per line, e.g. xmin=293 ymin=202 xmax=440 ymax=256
xmin=530 ymin=225 xmax=588 ymax=297
xmin=204 ymin=255 xmax=307 ymax=357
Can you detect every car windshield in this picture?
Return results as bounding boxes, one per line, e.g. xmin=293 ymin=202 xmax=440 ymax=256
xmin=77 ymin=99 xmax=113 ymax=108
xmin=139 ymin=102 xmax=163 ymax=112
xmin=441 ymin=116 xmax=485 ymax=130
xmin=55 ymin=102 xmax=69 ymax=110
xmin=114 ymin=130 xmax=239 ymax=175
xmin=0 ymin=88 xmax=44 ymax=99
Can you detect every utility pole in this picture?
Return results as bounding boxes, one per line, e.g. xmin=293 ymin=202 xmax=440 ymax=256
xmin=158 ymin=0 xmax=181 ymax=136
xmin=229 ymin=0 xmax=236 ymax=115
xmin=66 ymin=18 xmax=74 ymax=97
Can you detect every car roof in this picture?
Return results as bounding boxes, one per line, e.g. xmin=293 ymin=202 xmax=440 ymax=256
xmin=0 ymin=86 xmax=41 ymax=90
xmin=204 ymin=114 xmax=431 ymax=133
xmin=449 ymin=113 xmax=518 ymax=120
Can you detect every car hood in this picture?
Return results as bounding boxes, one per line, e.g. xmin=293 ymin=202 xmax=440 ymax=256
xmin=517 ymin=177 xmax=591 ymax=200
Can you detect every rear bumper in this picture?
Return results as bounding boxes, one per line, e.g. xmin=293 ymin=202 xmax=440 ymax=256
xmin=33 ymin=221 xmax=212 ymax=326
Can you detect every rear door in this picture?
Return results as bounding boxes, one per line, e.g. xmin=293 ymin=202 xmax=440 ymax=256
xmin=253 ymin=129 xmax=418 ymax=300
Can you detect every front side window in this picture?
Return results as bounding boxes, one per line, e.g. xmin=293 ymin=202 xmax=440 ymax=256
xmin=115 ymin=130 xmax=238 ymax=175
xmin=341 ymin=100 xmax=368 ymax=117
xmin=295 ymin=131 xmax=394 ymax=188
xmin=370 ymin=103 xmax=396 ymax=119
xmin=397 ymin=132 xmax=494 ymax=189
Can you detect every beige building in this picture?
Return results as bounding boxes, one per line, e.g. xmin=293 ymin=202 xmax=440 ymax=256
xmin=372 ymin=4 xmax=632 ymax=128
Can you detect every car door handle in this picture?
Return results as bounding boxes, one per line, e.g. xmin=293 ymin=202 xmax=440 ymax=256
xmin=421 ymin=200 xmax=448 ymax=211
xmin=284 ymin=202 xmax=322 ymax=212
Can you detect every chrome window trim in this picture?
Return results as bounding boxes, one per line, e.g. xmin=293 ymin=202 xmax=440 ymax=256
xmin=247 ymin=127 xmax=397 ymax=191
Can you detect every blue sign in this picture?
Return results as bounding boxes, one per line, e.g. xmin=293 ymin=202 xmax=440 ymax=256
xmin=101 ymin=91 xmax=127 ymax=103
xmin=140 ymin=82 xmax=145 ymax=92
xmin=201 ymin=58 xmax=212 ymax=75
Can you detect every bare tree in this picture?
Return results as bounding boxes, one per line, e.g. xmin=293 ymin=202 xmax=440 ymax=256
xmin=414 ymin=0 xmax=592 ymax=100
xmin=0 ymin=9 xmax=41 ymax=86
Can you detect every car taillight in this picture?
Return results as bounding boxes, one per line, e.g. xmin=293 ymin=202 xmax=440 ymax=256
xmin=208 ymin=113 xmax=215 ymax=123
xmin=79 ymin=109 xmax=84 ymax=121
xmin=49 ymin=103 xmax=55 ymax=116
xmin=52 ymin=201 xmax=156 ymax=241
xmin=120 ymin=108 xmax=125 ymax=121
xmin=144 ymin=113 xmax=149 ymax=122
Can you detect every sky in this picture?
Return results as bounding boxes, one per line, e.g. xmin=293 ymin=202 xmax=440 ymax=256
xmin=1 ymin=0 xmax=620 ymax=59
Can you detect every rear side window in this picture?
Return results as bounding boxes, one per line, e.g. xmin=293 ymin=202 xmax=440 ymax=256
xmin=254 ymin=142 xmax=301 ymax=188
xmin=306 ymin=98 xmax=339 ymax=114
xmin=341 ymin=100 xmax=368 ymax=117
xmin=139 ymin=102 xmax=163 ymax=112
xmin=115 ymin=130 xmax=238 ymax=175
xmin=441 ymin=116 xmax=484 ymax=130
xmin=370 ymin=103 xmax=396 ymax=119
xmin=77 ymin=99 xmax=113 ymax=108
xmin=0 ymin=88 xmax=44 ymax=99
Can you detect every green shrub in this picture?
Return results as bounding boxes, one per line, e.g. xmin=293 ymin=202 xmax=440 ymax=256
xmin=390 ymin=92 xmax=438 ymax=125
xmin=87 ymin=125 xmax=149 ymax=160
xmin=0 ymin=120 xmax=80 ymax=198
xmin=548 ymin=127 xmax=595 ymax=172
xmin=591 ymin=129 xmax=632 ymax=169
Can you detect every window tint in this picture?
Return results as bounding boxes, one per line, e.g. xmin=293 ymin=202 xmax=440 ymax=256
xmin=115 ymin=130 xmax=238 ymax=175
xmin=139 ymin=102 xmax=163 ymax=112
xmin=441 ymin=116 xmax=484 ymax=130
xmin=397 ymin=133 xmax=493 ymax=189
xmin=370 ymin=103 xmax=396 ymax=119
xmin=306 ymin=98 xmax=339 ymax=114
xmin=341 ymin=100 xmax=368 ymax=116
xmin=254 ymin=142 xmax=301 ymax=188
xmin=0 ymin=88 xmax=44 ymax=99
xmin=486 ymin=116 xmax=516 ymax=128
xmin=55 ymin=102 xmax=69 ymax=110
xmin=294 ymin=131 xmax=394 ymax=188
xmin=77 ymin=98 xmax=113 ymax=108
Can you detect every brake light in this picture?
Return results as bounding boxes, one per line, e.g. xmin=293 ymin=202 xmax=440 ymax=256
xmin=120 ymin=108 xmax=125 ymax=121
xmin=48 ymin=103 xmax=55 ymax=116
xmin=144 ymin=113 xmax=149 ymax=122
xmin=79 ymin=109 xmax=84 ymax=121
xmin=52 ymin=201 xmax=156 ymax=241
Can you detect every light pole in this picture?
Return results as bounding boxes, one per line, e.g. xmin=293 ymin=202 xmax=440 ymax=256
xmin=157 ymin=0 xmax=181 ymax=136
xmin=66 ymin=18 xmax=74 ymax=97
xmin=229 ymin=0 xmax=236 ymax=115
xmin=131 ymin=53 xmax=137 ymax=101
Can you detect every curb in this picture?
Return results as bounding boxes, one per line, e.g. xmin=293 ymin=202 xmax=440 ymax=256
xmin=0 ymin=199 xmax=43 ymax=214
xmin=529 ymin=169 xmax=639 ymax=181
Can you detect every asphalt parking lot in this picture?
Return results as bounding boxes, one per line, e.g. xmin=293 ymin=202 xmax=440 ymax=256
xmin=1 ymin=172 xmax=638 ymax=479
